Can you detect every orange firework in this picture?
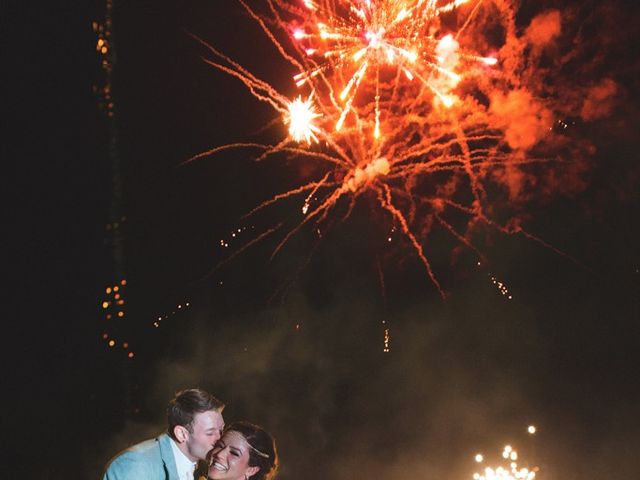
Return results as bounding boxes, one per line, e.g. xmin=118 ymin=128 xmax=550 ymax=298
xmin=288 ymin=0 xmax=496 ymax=130
xmin=189 ymin=0 xmax=573 ymax=297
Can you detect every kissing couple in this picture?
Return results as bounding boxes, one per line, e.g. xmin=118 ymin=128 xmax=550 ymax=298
xmin=103 ymin=388 xmax=278 ymax=480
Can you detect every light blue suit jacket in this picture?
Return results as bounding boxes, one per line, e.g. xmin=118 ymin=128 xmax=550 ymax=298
xmin=103 ymin=433 xmax=179 ymax=480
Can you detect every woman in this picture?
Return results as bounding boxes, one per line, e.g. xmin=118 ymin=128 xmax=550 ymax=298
xmin=205 ymin=421 xmax=278 ymax=480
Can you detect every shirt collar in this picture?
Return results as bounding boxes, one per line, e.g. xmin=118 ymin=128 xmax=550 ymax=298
xmin=170 ymin=437 xmax=197 ymax=480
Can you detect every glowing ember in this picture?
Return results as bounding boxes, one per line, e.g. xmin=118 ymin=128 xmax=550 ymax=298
xmin=343 ymin=157 xmax=389 ymax=193
xmin=285 ymin=95 xmax=322 ymax=144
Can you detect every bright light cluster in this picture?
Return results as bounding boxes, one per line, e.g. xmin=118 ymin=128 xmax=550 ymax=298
xmin=473 ymin=445 xmax=538 ymax=480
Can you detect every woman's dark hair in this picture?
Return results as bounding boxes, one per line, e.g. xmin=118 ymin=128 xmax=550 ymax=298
xmin=228 ymin=421 xmax=278 ymax=480
xmin=167 ymin=388 xmax=224 ymax=439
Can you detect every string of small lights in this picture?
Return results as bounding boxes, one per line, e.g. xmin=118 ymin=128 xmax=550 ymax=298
xmin=218 ymin=225 xmax=254 ymax=249
xmin=152 ymin=301 xmax=191 ymax=329
xmin=382 ymin=321 xmax=391 ymax=353
xmin=94 ymin=0 xmax=135 ymax=359
xmin=477 ymin=262 xmax=513 ymax=300
xmin=489 ymin=273 xmax=513 ymax=300
xmin=101 ymin=280 xmax=135 ymax=358
xmin=376 ymin=258 xmax=391 ymax=354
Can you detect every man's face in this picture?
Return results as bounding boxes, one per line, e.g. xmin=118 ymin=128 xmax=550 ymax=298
xmin=185 ymin=410 xmax=225 ymax=462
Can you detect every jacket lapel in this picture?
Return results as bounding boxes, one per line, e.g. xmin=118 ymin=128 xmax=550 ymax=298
xmin=158 ymin=434 xmax=180 ymax=480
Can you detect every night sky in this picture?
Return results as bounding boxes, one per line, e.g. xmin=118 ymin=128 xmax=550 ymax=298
xmin=6 ymin=1 xmax=640 ymax=479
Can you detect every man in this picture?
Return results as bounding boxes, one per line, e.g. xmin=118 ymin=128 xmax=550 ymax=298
xmin=104 ymin=388 xmax=225 ymax=480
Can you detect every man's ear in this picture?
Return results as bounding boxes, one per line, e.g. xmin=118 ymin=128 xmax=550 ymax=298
xmin=246 ymin=466 xmax=260 ymax=479
xmin=173 ymin=425 xmax=190 ymax=444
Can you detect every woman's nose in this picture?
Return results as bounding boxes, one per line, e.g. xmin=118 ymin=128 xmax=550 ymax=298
xmin=215 ymin=447 xmax=229 ymax=460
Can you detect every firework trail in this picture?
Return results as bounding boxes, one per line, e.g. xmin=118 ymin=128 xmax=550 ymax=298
xmin=190 ymin=0 xmax=590 ymax=295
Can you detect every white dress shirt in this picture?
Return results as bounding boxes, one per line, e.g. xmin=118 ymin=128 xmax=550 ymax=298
xmin=170 ymin=437 xmax=197 ymax=480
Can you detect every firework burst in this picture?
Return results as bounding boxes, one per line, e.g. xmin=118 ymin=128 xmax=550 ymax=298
xmin=288 ymin=0 xmax=497 ymax=127
xmin=189 ymin=0 xmax=582 ymax=296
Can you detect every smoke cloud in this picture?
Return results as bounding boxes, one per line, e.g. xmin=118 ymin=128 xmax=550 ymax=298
xmin=489 ymin=89 xmax=553 ymax=151
xmin=89 ymin=273 xmax=640 ymax=480
xmin=88 ymin=281 xmax=544 ymax=480
xmin=580 ymin=78 xmax=618 ymax=121
xmin=525 ymin=10 xmax=562 ymax=48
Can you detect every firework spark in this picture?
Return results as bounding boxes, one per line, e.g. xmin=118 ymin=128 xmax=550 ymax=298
xmin=190 ymin=0 xmax=582 ymax=295
xmin=285 ymin=94 xmax=323 ymax=143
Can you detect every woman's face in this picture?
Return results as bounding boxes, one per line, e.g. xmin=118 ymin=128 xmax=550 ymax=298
xmin=208 ymin=430 xmax=259 ymax=480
